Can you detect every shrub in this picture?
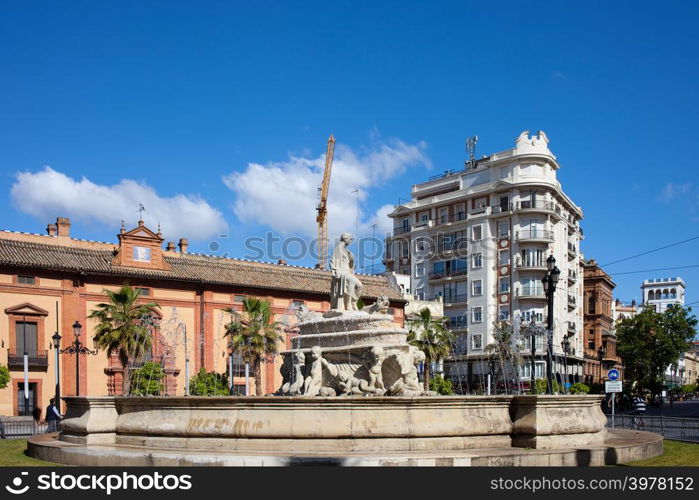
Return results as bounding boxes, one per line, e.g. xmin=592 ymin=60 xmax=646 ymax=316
xmin=0 ymin=365 xmax=9 ymax=389
xmin=189 ymin=369 xmax=230 ymax=396
xmin=532 ymin=378 xmax=563 ymax=394
xmin=130 ymin=361 xmax=165 ymax=396
xmin=569 ymin=382 xmax=590 ymax=394
xmin=429 ymin=375 xmax=454 ymax=395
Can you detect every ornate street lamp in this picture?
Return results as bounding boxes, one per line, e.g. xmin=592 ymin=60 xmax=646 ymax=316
xmin=51 ymin=331 xmax=62 ymax=409
xmin=542 ymin=255 xmax=560 ymax=395
xmin=56 ymin=321 xmax=98 ymax=396
xmin=561 ymin=336 xmax=571 ymax=394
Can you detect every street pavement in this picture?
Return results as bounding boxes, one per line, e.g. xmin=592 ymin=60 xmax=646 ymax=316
xmin=642 ymin=399 xmax=699 ymax=418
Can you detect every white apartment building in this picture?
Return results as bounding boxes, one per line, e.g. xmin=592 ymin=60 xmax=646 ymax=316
xmin=640 ymin=277 xmax=688 ymax=387
xmin=384 ymin=131 xmax=585 ymax=392
xmin=641 ymin=277 xmax=686 ymax=313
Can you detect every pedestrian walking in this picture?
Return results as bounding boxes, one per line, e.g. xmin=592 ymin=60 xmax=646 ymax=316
xmin=45 ymin=398 xmax=62 ymax=433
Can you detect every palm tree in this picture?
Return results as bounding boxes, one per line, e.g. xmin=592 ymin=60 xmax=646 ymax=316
xmin=224 ymin=297 xmax=283 ymax=396
xmin=407 ymin=307 xmax=455 ymax=391
xmin=484 ymin=321 xmax=523 ymax=394
xmin=88 ymin=284 xmax=160 ymax=394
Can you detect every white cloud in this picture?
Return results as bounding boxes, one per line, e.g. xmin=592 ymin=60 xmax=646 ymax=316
xmin=223 ymin=137 xmax=430 ymax=239
xmin=11 ymin=166 xmax=228 ymax=240
xmin=660 ymin=182 xmax=693 ymax=202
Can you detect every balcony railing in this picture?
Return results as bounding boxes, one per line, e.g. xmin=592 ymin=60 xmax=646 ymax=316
xmin=394 ymin=225 xmax=411 ymax=235
xmin=515 ymin=260 xmax=547 ymax=270
xmin=7 ymin=349 xmax=48 ymax=370
xmin=515 ymin=229 xmax=554 ymax=242
xmin=438 ymin=294 xmax=468 ymax=304
xmin=568 ymin=270 xmax=577 ymax=283
xmin=517 ymin=200 xmax=562 ymax=217
xmin=429 ymin=268 xmax=468 ymax=280
xmin=433 ymin=212 xmax=467 ymax=225
xmin=516 ymin=288 xmax=546 ymax=299
xmin=568 ymin=295 xmax=577 ymax=308
xmin=491 ymin=202 xmax=514 ymax=215
xmin=568 ymin=321 xmax=576 ymax=332
xmin=436 ymin=241 xmax=468 ymax=253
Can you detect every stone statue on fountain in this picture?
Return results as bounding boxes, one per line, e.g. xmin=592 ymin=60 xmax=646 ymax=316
xmin=329 ymin=232 xmax=364 ymax=312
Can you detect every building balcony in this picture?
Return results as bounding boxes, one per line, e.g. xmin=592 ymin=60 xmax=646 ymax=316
xmin=438 ymin=294 xmax=468 ymax=305
xmin=515 ymin=260 xmax=548 ymax=272
xmin=435 ymin=242 xmax=468 ymax=255
xmin=393 ymin=225 xmax=411 ymax=235
xmin=567 ymin=242 xmax=577 ymax=259
xmin=491 ymin=203 xmax=514 ymax=217
xmin=7 ymin=349 xmax=48 ymax=370
xmin=515 ymin=229 xmax=554 ymax=243
xmin=428 ymin=269 xmax=468 ymax=281
xmin=568 ymin=295 xmax=577 ymax=309
xmin=516 ymin=200 xmax=563 ymax=219
xmin=568 ymin=270 xmax=577 ymax=284
xmin=515 ymin=288 xmax=546 ymax=300
xmin=432 ymin=212 xmax=467 ymax=226
xmin=568 ymin=321 xmax=576 ymax=333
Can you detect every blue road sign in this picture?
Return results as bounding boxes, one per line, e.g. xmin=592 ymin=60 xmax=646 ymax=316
xmin=608 ymin=369 xmax=620 ymax=381
xmin=565 ymin=382 xmax=572 ymax=389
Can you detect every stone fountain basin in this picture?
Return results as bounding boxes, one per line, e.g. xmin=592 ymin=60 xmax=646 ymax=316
xmin=57 ymin=395 xmax=608 ymax=454
xmin=297 ymin=312 xmax=395 ymax=335
xmin=290 ymin=328 xmax=407 ymax=350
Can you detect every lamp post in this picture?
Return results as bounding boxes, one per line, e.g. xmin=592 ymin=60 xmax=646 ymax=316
xmin=542 ymin=255 xmax=560 ymax=395
xmin=56 ymin=321 xmax=98 ymax=396
xmin=597 ymin=345 xmax=605 ymax=384
xmin=51 ymin=332 xmax=62 ymax=409
xmin=561 ymin=336 xmax=571 ymax=394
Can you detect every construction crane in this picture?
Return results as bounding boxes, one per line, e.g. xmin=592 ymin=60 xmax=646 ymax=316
xmin=316 ymin=134 xmax=335 ymax=269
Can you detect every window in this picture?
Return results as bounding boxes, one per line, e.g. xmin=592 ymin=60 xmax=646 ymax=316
xmin=498 ymin=306 xmax=510 ymax=321
xmin=522 ymin=309 xmax=544 ymax=323
xmin=471 ymin=280 xmax=482 ymax=296
xmin=15 ymin=321 xmax=38 ymax=355
xmin=454 ymin=203 xmax=466 ymax=220
xmin=230 ymin=384 xmax=247 ymax=396
xmin=522 ymin=362 xmax=545 ymax=379
xmin=419 ymin=211 xmax=429 ymax=223
xmin=520 ymin=276 xmax=543 ymax=296
xmin=498 ymin=250 xmax=509 ymax=266
xmin=472 ymin=225 xmax=483 ymax=241
xmin=135 ymin=287 xmax=151 ymax=296
xmin=499 ymin=277 xmax=510 ymax=293
xmin=474 ymin=197 xmax=487 ymax=209
xmin=439 ymin=208 xmax=448 ymax=223
xmin=16 ymin=382 xmax=37 ymax=416
xmin=416 ymin=288 xmax=425 ymax=300
xmin=472 ymin=253 xmax=482 ymax=269
xmin=415 ymin=265 xmax=424 ymax=277
xmin=234 ymin=295 xmax=246 ymax=303
xmin=520 ymin=248 xmax=544 ymax=268
xmin=433 ymin=261 xmax=445 ymax=275
xmin=588 ymin=295 xmax=596 ymax=314
xmin=497 ymin=220 xmax=509 ymax=237
xmin=401 ymin=243 xmax=409 ymax=257
xmin=416 ymin=238 xmax=427 ymax=253
xmin=292 ymin=300 xmax=305 ymax=309
xmin=471 ymin=333 xmax=483 ymax=350
xmin=17 ymin=276 xmax=36 ymax=285
xmin=472 ymin=307 xmax=483 ymax=323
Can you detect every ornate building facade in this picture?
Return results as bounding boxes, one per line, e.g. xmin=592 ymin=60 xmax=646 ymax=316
xmin=583 ymin=259 xmax=622 ymax=384
xmin=0 ymin=217 xmax=404 ymax=417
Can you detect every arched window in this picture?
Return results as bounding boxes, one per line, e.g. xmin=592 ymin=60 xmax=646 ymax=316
xmin=587 ymin=294 xmax=596 ymax=314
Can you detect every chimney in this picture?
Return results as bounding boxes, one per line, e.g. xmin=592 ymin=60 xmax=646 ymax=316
xmin=56 ymin=217 xmax=71 ymax=237
xmin=166 ymin=241 xmax=176 ymax=252
xmin=46 ymin=223 xmax=57 ymax=237
xmin=178 ymin=238 xmax=188 ymax=253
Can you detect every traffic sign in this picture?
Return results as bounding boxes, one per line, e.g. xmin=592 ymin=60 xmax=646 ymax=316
xmin=605 ymin=380 xmax=622 ymax=393
xmin=607 ymin=369 xmax=620 ymax=381
xmin=565 ymin=382 xmax=572 ymax=389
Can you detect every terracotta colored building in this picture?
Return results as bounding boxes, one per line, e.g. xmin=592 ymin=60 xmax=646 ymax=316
xmin=582 ymin=259 xmax=623 ymax=384
xmin=0 ymin=217 xmax=404 ymax=417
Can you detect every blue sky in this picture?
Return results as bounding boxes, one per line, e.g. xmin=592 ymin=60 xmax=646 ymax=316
xmin=1 ymin=1 xmax=698 ymax=305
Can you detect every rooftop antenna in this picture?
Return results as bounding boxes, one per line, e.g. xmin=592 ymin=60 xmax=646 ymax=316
xmin=466 ymin=135 xmax=478 ymax=169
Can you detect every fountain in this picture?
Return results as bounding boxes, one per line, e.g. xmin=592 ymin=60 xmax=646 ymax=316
xmin=26 ymin=233 xmax=663 ymax=466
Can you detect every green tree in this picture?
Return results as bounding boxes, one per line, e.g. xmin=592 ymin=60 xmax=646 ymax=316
xmin=429 ymin=374 xmax=454 ymax=395
xmin=224 ymin=297 xmax=282 ymax=396
xmin=0 ymin=365 xmax=9 ymax=389
xmin=88 ymin=284 xmax=160 ymax=394
xmin=617 ymin=304 xmax=697 ymax=398
xmin=484 ymin=322 xmax=523 ymax=394
xmin=407 ymin=307 xmax=455 ymax=391
xmin=189 ymin=369 xmax=229 ymax=396
xmin=130 ymin=361 xmax=165 ymax=396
